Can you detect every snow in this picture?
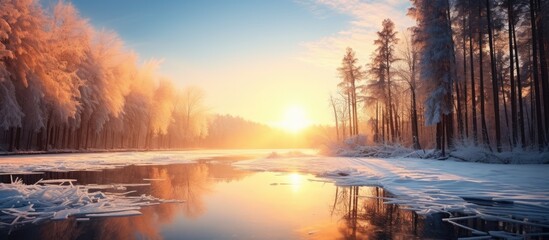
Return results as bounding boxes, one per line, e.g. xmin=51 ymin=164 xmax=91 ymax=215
xmin=235 ymin=153 xmax=549 ymax=225
xmin=0 ymin=149 xmax=313 ymax=231
xmin=0 ymin=149 xmax=303 ymax=173
xmin=326 ymin=141 xmax=549 ymax=164
xmin=0 ymin=149 xmax=547 ymax=236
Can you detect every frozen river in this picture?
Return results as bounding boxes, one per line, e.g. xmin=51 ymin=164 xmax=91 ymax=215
xmin=1 ymin=150 xmax=548 ymax=239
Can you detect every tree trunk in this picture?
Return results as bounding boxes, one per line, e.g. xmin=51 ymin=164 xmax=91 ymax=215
xmin=456 ymin=76 xmax=464 ymax=139
xmin=61 ymin=125 xmax=67 ymax=149
xmin=436 ymin=121 xmax=443 ymax=155
xmin=387 ymin=75 xmax=395 ymax=143
xmin=381 ymin=108 xmax=386 ymax=143
xmin=374 ymin=100 xmax=379 ymax=143
xmin=469 ymin=1 xmax=478 ymax=145
xmin=76 ymin=122 xmax=82 ymax=150
xmin=351 ymin=81 xmax=359 ymax=136
xmin=530 ymin=0 xmax=546 ymax=150
xmin=330 ymin=95 xmax=340 ymax=141
xmin=500 ymin=67 xmax=512 ymax=147
xmin=463 ymin=14 xmax=469 ymax=139
xmin=536 ymin=0 xmax=549 ymax=142
xmin=47 ymin=126 xmax=53 ymax=150
xmin=85 ymin=120 xmax=91 ymax=149
xmin=14 ymin=127 xmax=21 ymax=150
xmin=508 ymin=0 xmax=518 ymax=148
xmin=347 ymin=92 xmax=352 ymax=137
xmin=479 ymin=1 xmax=491 ymax=148
xmin=26 ymin=131 xmax=32 ymax=150
xmin=486 ymin=0 xmax=502 ymax=152
xmin=111 ymin=129 xmax=115 ymax=149
xmin=44 ymin=114 xmax=52 ymax=151
xmin=37 ymin=129 xmax=43 ymax=151
xmin=411 ymin=88 xmax=421 ymax=149
xmin=8 ymin=127 xmax=15 ymax=152
xmin=512 ymin=16 xmax=526 ymax=147
xmin=530 ymin=81 xmax=535 ymax=145
xmin=103 ymin=127 xmax=108 ymax=149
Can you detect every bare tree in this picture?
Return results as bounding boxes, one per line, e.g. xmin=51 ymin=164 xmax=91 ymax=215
xmin=397 ymin=32 xmax=421 ymax=149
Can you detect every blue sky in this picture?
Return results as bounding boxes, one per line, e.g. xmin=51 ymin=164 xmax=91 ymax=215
xmin=68 ymin=0 xmax=413 ymax=126
xmin=71 ymin=0 xmax=349 ymax=67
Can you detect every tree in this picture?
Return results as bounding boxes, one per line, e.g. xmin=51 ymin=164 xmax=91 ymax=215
xmin=330 ymin=94 xmax=340 ymax=141
xmin=149 ymin=79 xmax=176 ymax=148
xmin=486 ymin=0 xmax=503 ymax=152
xmin=529 ymin=0 xmax=546 ymax=150
xmin=179 ymin=86 xmax=206 ymax=145
xmin=338 ymin=47 xmax=363 ymax=137
xmin=1 ymin=0 xmax=52 ymax=151
xmin=0 ymin=1 xmax=211 ymax=152
xmin=410 ymin=0 xmax=457 ymax=156
xmin=369 ymin=19 xmax=400 ymax=143
xmin=397 ymin=32 xmax=421 ymax=149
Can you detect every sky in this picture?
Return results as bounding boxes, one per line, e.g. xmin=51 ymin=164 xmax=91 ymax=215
xmin=69 ymin=0 xmax=414 ymax=126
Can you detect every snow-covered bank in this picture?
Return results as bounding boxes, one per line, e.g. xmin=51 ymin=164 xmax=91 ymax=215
xmin=1 ymin=149 xmax=547 ymax=235
xmin=0 ymin=149 xmax=311 ymax=174
xmin=235 ymin=154 xmax=549 ymax=224
xmin=326 ymin=141 xmax=549 ymax=164
xmin=0 ymin=149 xmax=317 ymax=231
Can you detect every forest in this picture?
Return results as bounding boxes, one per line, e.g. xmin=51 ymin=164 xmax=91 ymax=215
xmin=0 ymin=0 xmax=324 ymax=152
xmin=332 ymin=0 xmax=549 ymax=155
xmin=2 ymin=0 xmax=549 ymax=154
xmin=0 ymin=0 xmax=212 ymax=151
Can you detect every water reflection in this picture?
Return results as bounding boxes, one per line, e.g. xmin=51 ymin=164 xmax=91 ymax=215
xmin=3 ymin=163 xmax=468 ymax=240
xmin=328 ymin=186 xmax=450 ymax=239
xmin=4 ymin=162 xmax=250 ymax=240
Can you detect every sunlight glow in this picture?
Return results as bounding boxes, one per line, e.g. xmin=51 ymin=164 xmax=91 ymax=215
xmin=278 ymin=106 xmax=311 ymax=133
xmin=289 ymin=173 xmax=303 ymax=193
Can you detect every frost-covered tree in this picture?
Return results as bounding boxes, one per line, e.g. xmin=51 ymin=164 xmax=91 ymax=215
xmin=43 ymin=2 xmax=89 ymax=123
xmin=0 ymin=81 xmax=22 ymax=130
xmin=122 ymin=61 xmax=156 ymax=149
xmin=410 ymin=0 xmax=457 ymax=155
xmin=338 ymin=47 xmax=363 ymax=136
xmin=79 ymin=30 xmax=135 ymax=139
xmin=179 ymin=85 xmax=206 ymax=144
xmin=0 ymin=0 xmax=50 ymax=150
xmin=0 ymin=1 xmax=212 ymax=151
xmin=148 ymin=79 xmax=175 ymax=147
xmin=0 ymin=12 xmax=23 ymax=132
xmin=366 ymin=19 xmax=399 ymax=143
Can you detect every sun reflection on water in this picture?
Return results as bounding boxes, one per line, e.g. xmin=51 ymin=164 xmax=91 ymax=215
xmin=289 ymin=173 xmax=303 ymax=192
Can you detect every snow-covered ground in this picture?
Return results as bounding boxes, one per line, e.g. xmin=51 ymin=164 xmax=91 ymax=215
xmin=327 ymin=140 xmax=549 ymax=164
xmin=1 ymin=149 xmax=548 ymax=236
xmin=0 ymin=149 xmax=310 ymax=231
xmin=236 ymin=153 xmax=549 ymax=225
xmin=0 ymin=149 xmax=308 ymax=174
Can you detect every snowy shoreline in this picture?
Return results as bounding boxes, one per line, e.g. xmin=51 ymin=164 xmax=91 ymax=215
xmin=0 ymin=148 xmax=205 ymax=156
xmin=0 ymin=149 xmax=548 ymax=236
xmin=235 ymin=151 xmax=549 ymax=227
xmin=327 ymin=142 xmax=549 ymax=164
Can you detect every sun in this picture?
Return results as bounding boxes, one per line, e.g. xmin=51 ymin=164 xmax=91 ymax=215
xmin=279 ymin=106 xmax=311 ymax=133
